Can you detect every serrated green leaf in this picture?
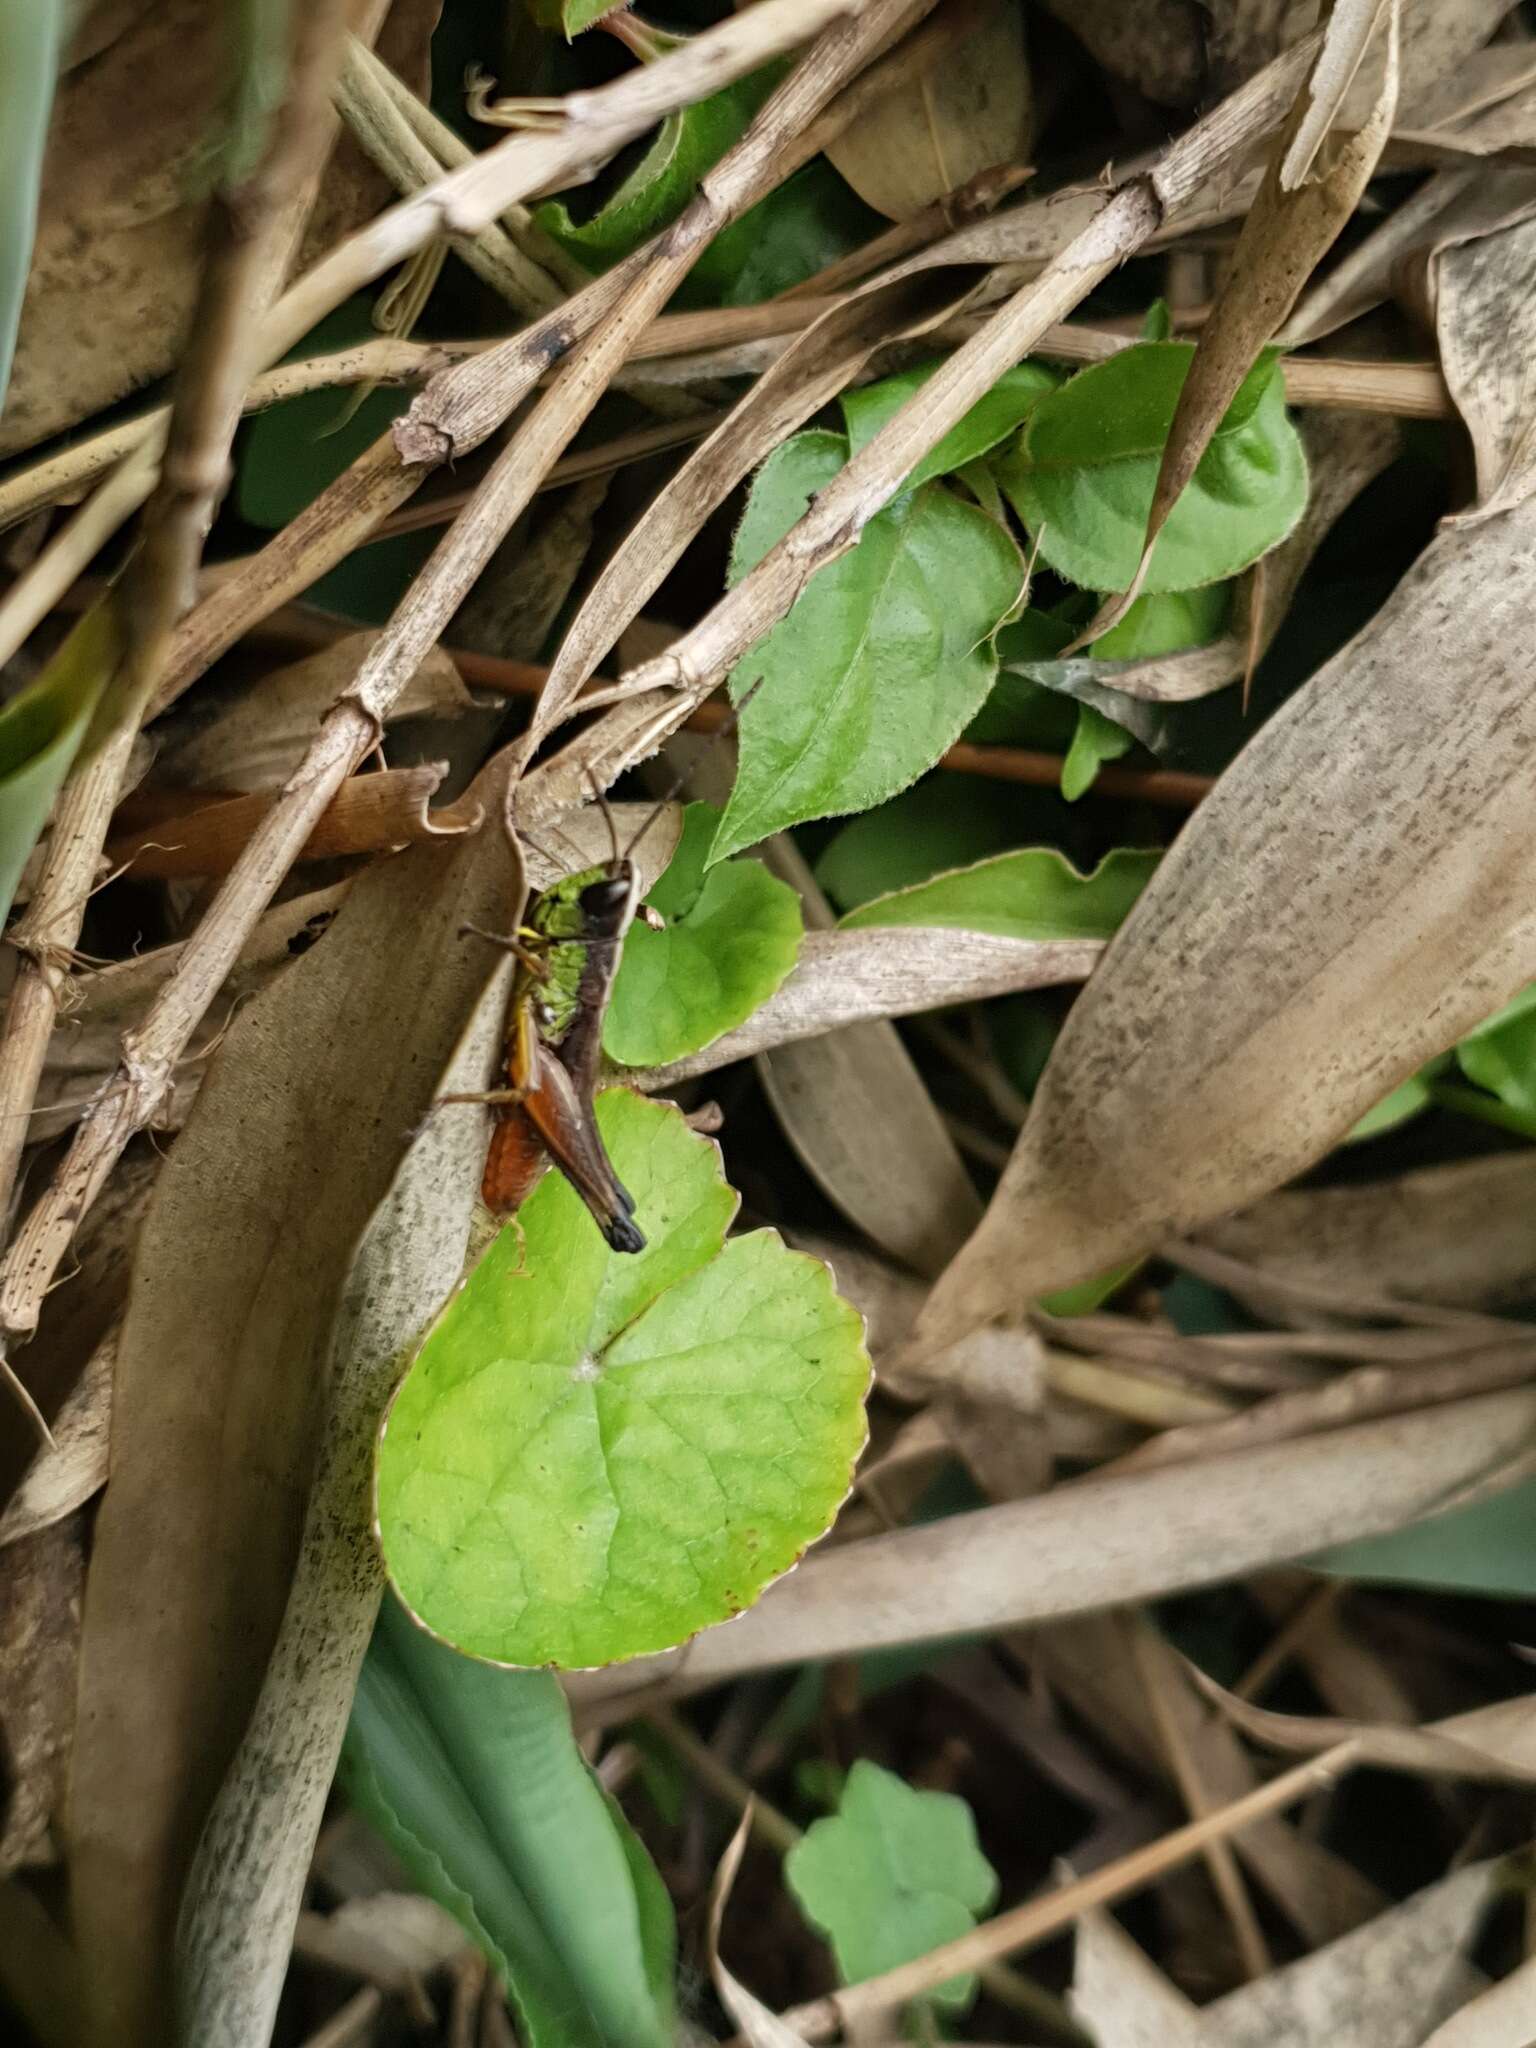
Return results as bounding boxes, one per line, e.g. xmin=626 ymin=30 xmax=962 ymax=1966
xmin=538 ymin=64 xmax=782 ymax=270
xmin=0 ymin=1 xmax=64 ymax=416
xmin=378 ymin=1090 xmax=869 ymax=1668
xmin=341 ymin=1600 xmax=673 ymax=2048
xmin=839 ymin=846 xmax=1159 ymax=941
xmin=814 ymin=776 xmax=1024 ymax=912
xmin=683 ymin=158 xmax=879 ymax=308
xmin=0 ymin=600 xmax=122 ymax=921
xmin=713 ymin=431 xmax=1023 ymax=864
xmin=784 ymin=1759 xmax=998 ymax=2015
xmin=1455 ymin=981 xmax=1536 ymax=1117
xmin=1314 ymin=1480 xmax=1536 ymax=1598
xmin=1060 ymin=703 xmax=1134 ymax=801
xmin=841 ymin=357 xmax=1057 ymax=493
xmin=604 ymin=802 xmax=802 ymax=1066
xmin=995 ymin=342 xmax=1307 ymax=595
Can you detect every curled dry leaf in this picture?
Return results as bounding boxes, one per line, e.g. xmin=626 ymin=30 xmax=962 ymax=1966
xmin=103 ymin=764 xmax=481 ymax=884
xmin=68 ymin=793 xmax=517 ymax=2045
xmin=0 ymin=1330 xmax=113 ymax=1548
xmin=635 ymin=926 xmax=1103 ymax=1090
xmin=908 ymin=493 xmax=1536 ymax=1360
xmin=823 ymin=0 xmax=1033 ymax=222
xmin=1202 ymin=1152 xmax=1536 ymax=1311
xmin=708 ymin=1809 xmax=812 ymax=2046
xmin=154 ymin=632 xmax=474 ymax=795
xmin=1189 ymin=1664 xmax=1536 ymax=1785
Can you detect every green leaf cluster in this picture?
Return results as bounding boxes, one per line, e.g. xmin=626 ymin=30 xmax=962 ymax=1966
xmin=376 ymin=1090 xmax=870 ymax=1668
xmin=341 ymin=1599 xmax=674 ymax=2048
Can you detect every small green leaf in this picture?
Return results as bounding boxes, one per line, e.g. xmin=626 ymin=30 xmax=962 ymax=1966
xmin=841 ymin=357 xmax=1057 ymax=493
xmin=1347 ymin=1072 xmax=1433 ymax=1143
xmin=604 ymin=802 xmax=803 ymax=1066
xmin=538 ymin=65 xmax=782 ymax=271
xmin=1039 ymin=1258 xmax=1144 ymax=1317
xmin=1455 ymin=981 xmax=1536 ymax=1118
xmin=814 ymin=777 xmax=1023 ymax=912
xmin=1141 ymin=298 xmax=1173 ymax=341
xmin=377 ymin=1090 xmax=870 ymax=1667
xmin=0 ymin=601 xmax=122 ymax=922
xmin=527 ymin=0 xmax=626 ymax=37
xmin=784 ymin=1759 xmax=998 ymax=2015
xmin=683 ymin=159 xmax=879 ymax=308
xmin=1313 ymin=1481 xmax=1536 ymax=1599
xmin=995 ymin=342 xmax=1307 ymax=595
xmin=965 ymin=610 xmax=1078 ymax=747
xmin=1060 ymin=703 xmax=1134 ymax=801
xmin=0 ymin=1 xmax=64 ymax=415
xmin=341 ymin=1599 xmax=674 ymax=2048
xmin=713 ymin=431 xmax=1023 ymax=864
xmin=839 ymin=846 xmax=1159 ymax=942
xmin=1088 ymin=583 xmax=1231 ymax=660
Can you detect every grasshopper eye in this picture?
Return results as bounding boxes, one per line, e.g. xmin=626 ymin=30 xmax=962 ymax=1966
xmin=580 ymin=875 xmax=631 ymax=918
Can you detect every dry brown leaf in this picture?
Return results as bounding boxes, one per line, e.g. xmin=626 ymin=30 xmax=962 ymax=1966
xmin=1206 ymin=0 xmax=1512 ymax=104
xmin=293 ymin=1893 xmax=470 ymax=1988
xmin=1072 ymin=1907 xmax=1205 ymax=2047
xmin=104 ymin=765 xmax=481 ymax=883
xmin=0 ymin=1331 xmax=113 ymax=1548
xmin=0 ymin=1517 xmax=83 ymax=1875
xmin=1204 ymin=1153 xmax=1536 ymax=1312
xmin=636 ymin=927 xmax=1102 ymax=1090
xmin=907 ymin=494 xmax=1536 ymax=1359
xmin=564 ymin=1384 xmax=1536 ymax=1715
xmin=823 ymin=0 xmax=1032 ymax=222
xmin=68 ymin=792 xmax=517 ymax=2045
xmin=155 ymin=632 xmax=474 ymax=795
xmin=1432 ymin=208 xmax=1536 ymax=522
xmin=1190 ymin=1666 xmax=1536 ymax=1784
xmin=1199 ymin=1859 xmax=1497 ymax=2047
xmin=1086 ymin=0 xmax=1399 ymax=641
xmin=1419 ymin=1952 xmax=1536 ymax=2048
xmin=1036 ymin=0 xmax=1206 ymax=107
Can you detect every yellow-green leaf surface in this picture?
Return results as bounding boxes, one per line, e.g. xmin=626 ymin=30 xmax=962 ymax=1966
xmin=839 ymin=847 xmax=1159 ymax=942
xmin=377 ymin=1091 xmax=870 ymax=1668
xmin=605 ymin=802 xmax=803 ymax=1066
xmin=0 ymin=599 xmax=121 ymax=920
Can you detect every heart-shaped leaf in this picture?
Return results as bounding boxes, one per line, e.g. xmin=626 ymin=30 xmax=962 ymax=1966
xmin=841 ymin=357 xmax=1058 ymax=493
xmin=839 ymin=846 xmax=1159 ymax=942
xmin=713 ymin=431 xmax=1023 ymax=864
xmin=995 ymin=342 xmax=1307 ymax=595
xmin=376 ymin=1090 xmax=870 ymax=1668
xmin=785 ymin=1760 xmax=998 ymax=2015
xmin=604 ymin=802 xmax=803 ymax=1066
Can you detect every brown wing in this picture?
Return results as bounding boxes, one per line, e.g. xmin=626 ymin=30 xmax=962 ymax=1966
xmin=523 ymin=1047 xmax=645 ymax=1254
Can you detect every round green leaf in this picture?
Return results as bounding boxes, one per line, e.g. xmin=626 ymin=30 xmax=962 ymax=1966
xmin=604 ymin=803 xmax=803 ymax=1067
xmin=995 ymin=342 xmax=1307 ymax=595
xmin=377 ymin=1091 xmax=870 ymax=1668
xmin=712 ymin=431 xmax=1023 ymax=864
xmin=841 ymin=357 xmax=1057 ymax=493
xmin=839 ymin=846 xmax=1160 ymax=941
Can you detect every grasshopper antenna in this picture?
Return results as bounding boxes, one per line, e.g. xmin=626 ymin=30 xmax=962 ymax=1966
xmin=620 ymin=677 xmax=765 ymax=861
xmin=583 ymin=765 xmax=623 ymax=867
